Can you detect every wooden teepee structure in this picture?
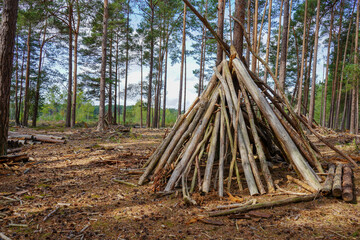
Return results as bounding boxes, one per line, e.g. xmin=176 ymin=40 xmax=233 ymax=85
xmin=138 ymin=46 xmax=356 ymax=198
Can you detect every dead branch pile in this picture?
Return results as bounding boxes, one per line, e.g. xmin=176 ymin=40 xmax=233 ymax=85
xmin=138 ymin=49 xmax=357 ymax=199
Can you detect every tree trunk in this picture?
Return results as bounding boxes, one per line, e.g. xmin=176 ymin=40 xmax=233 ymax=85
xmin=303 ymin=47 xmax=313 ymax=115
xmin=123 ymin=0 xmax=130 ymax=125
xmin=350 ymin=0 xmax=360 ymax=134
xmin=234 ymin=0 xmax=246 ymax=57
xmin=114 ymin=34 xmax=119 ymax=125
xmin=322 ymin=7 xmax=334 ymax=127
xmin=147 ymin=2 xmax=155 ymax=128
xmin=296 ymin=0 xmax=308 ymax=114
xmin=263 ymin=0 xmax=272 ymax=83
xmin=97 ymin=0 xmax=109 ymax=132
xmin=308 ymin=0 xmax=321 ymax=126
xmin=246 ymin=0 xmax=251 ymax=64
xmin=278 ymin=0 xmax=290 ymax=91
xmin=22 ymin=24 xmax=32 ymax=127
xmin=161 ymin=36 xmax=168 ymax=127
xmin=66 ymin=2 xmax=73 ymax=128
xmin=71 ymin=1 xmax=80 ymax=128
xmin=251 ymin=0 xmax=258 ymax=72
xmin=140 ymin=46 xmax=143 ymax=128
xmin=216 ymin=0 xmax=225 ymax=66
xmin=108 ymin=37 xmax=113 ymax=124
xmin=178 ymin=3 xmax=187 ymax=116
xmin=274 ymin=0 xmax=284 ymax=81
xmin=17 ymin=47 xmax=25 ymax=126
xmin=32 ymin=20 xmax=48 ymax=127
xmin=14 ymin=35 xmax=20 ymax=126
xmin=0 ymin=0 xmax=19 ymax=155
xmin=328 ymin=1 xmax=343 ymax=128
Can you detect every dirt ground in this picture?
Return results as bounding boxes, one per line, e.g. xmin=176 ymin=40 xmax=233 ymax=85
xmin=1 ymin=127 xmax=360 ymax=240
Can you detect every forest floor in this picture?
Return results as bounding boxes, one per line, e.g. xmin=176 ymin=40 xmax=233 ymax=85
xmin=1 ymin=126 xmax=360 ymax=240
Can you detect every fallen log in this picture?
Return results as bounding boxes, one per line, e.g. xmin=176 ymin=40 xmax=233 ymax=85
xmin=209 ymin=193 xmax=320 ymax=217
xmin=0 ymin=154 xmax=29 ymax=164
xmin=321 ymin=164 xmax=335 ymax=195
xmin=32 ymin=136 xmax=66 ymax=144
xmin=332 ymin=164 xmax=343 ymax=197
xmin=286 ymin=175 xmax=317 ymax=193
xmin=342 ymin=166 xmax=354 ymax=202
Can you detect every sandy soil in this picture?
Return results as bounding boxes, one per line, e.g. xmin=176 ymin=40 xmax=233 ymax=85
xmin=0 ymin=127 xmax=359 ymax=240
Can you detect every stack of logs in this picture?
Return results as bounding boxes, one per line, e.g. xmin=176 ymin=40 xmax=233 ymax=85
xmin=138 ymin=48 xmax=357 ymax=201
xmin=8 ymin=132 xmax=66 ymax=147
xmin=323 ymin=164 xmax=354 ymax=202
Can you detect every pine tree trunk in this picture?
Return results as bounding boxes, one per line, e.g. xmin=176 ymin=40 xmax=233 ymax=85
xmin=0 ymin=0 xmax=19 ymax=155
xmin=66 ymin=3 xmax=73 ymax=128
xmin=264 ymin=0 xmax=272 ymax=83
xmin=350 ymin=0 xmax=359 ymax=134
xmin=234 ymin=0 xmax=246 ymax=57
xmin=246 ymin=0 xmax=251 ymax=64
xmin=153 ymin=28 xmax=163 ymax=128
xmin=32 ymin=20 xmax=47 ymax=127
xmin=108 ymin=37 xmax=113 ymax=124
xmin=97 ymin=0 xmax=109 ymax=132
xmin=114 ymin=34 xmax=119 ymax=125
xmin=14 ymin=35 xmax=19 ymax=126
xmin=178 ymin=3 xmax=186 ymax=116
xmin=140 ymin=47 xmax=143 ymax=128
xmin=308 ymin=0 xmax=321 ymax=126
xmin=251 ymin=0 xmax=258 ymax=72
xmin=296 ymin=0 xmax=308 ymax=114
xmin=328 ymin=1 xmax=343 ymax=128
xmin=303 ymin=47 xmax=313 ymax=115
xmin=123 ymin=0 xmax=130 ymax=125
xmin=147 ymin=2 xmax=155 ymax=128
xmin=22 ymin=24 xmax=31 ymax=127
xmin=216 ymin=0 xmax=225 ymax=65
xmin=274 ymin=0 xmax=284 ymax=81
xmin=321 ymin=7 xmax=334 ymax=127
xmin=162 ymin=44 xmax=168 ymax=128
xmin=278 ymin=0 xmax=289 ymax=91
xmin=71 ymin=1 xmax=80 ymax=128
xmin=17 ymin=47 xmax=25 ymax=126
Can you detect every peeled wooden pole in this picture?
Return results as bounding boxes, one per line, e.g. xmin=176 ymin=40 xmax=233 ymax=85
xmin=156 ymin=102 xmax=206 ymax=174
xmin=218 ymin=110 xmax=226 ymax=197
xmin=342 ymin=166 xmax=354 ymax=202
xmin=231 ymin=55 xmax=321 ymax=190
xmin=203 ymin=111 xmax=221 ymax=193
xmin=210 ymin=193 xmax=319 ymax=217
xmin=332 ymin=164 xmax=342 ymax=197
xmin=164 ymin=89 xmax=220 ymax=191
xmin=215 ymin=68 xmax=259 ymax=195
xmin=321 ymin=164 xmax=335 ymax=195
xmin=240 ymin=85 xmax=275 ymax=192
xmin=287 ymin=175 xmax=317 ymax=193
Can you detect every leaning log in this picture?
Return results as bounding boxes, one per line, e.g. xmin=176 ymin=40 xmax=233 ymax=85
xmin=342 ymin=166 xmax=354 ymax=202
xmin=231 ymin=54 xmax=321 ymax=191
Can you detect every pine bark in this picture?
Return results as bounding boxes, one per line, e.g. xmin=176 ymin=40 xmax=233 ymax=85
xmin=147 ymin=2 xmax=155 ymax=128
xmin=123 ymin=0 xmax=130 ymax=125
xmin=178 ymin=3 xmax=187 ymax=116
xmin=113 ymin=34 xmax=119 ymax=124
xmin=350 ymin=0 xmax=359 ymax=134
xmin=97 ymin=0 xmax=109 ymax=132
xmin=264 ymin=0 xmax=272 ymax=83
xmin=233 ymin=0 xmax=246 ymax=56
xmin=32 ymin=20 xmax=47 ymax=127
xmin=296 ymin=0 xmax=308 ymax=114
xmin=65 ymin=2 xmax=73 ymax=128
xmin=0 ymin=0 xmax=19 ymax=155
xmin=328 ymin=1 xmax=343 ymax=128
xmin=71 ymin=1 xmax=80 ymax=127
xmin=278 ymin=0 xmax=289 ymax=91
xmin=216 ymin=0 xmax=225 ymax=66
xmin=308 ymin=0 xmax=321 ymax=126
xmin=22 ymin=24 xmax=31 ymax=127
xmin=321 ymin=7 xmax=334 ymax=127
